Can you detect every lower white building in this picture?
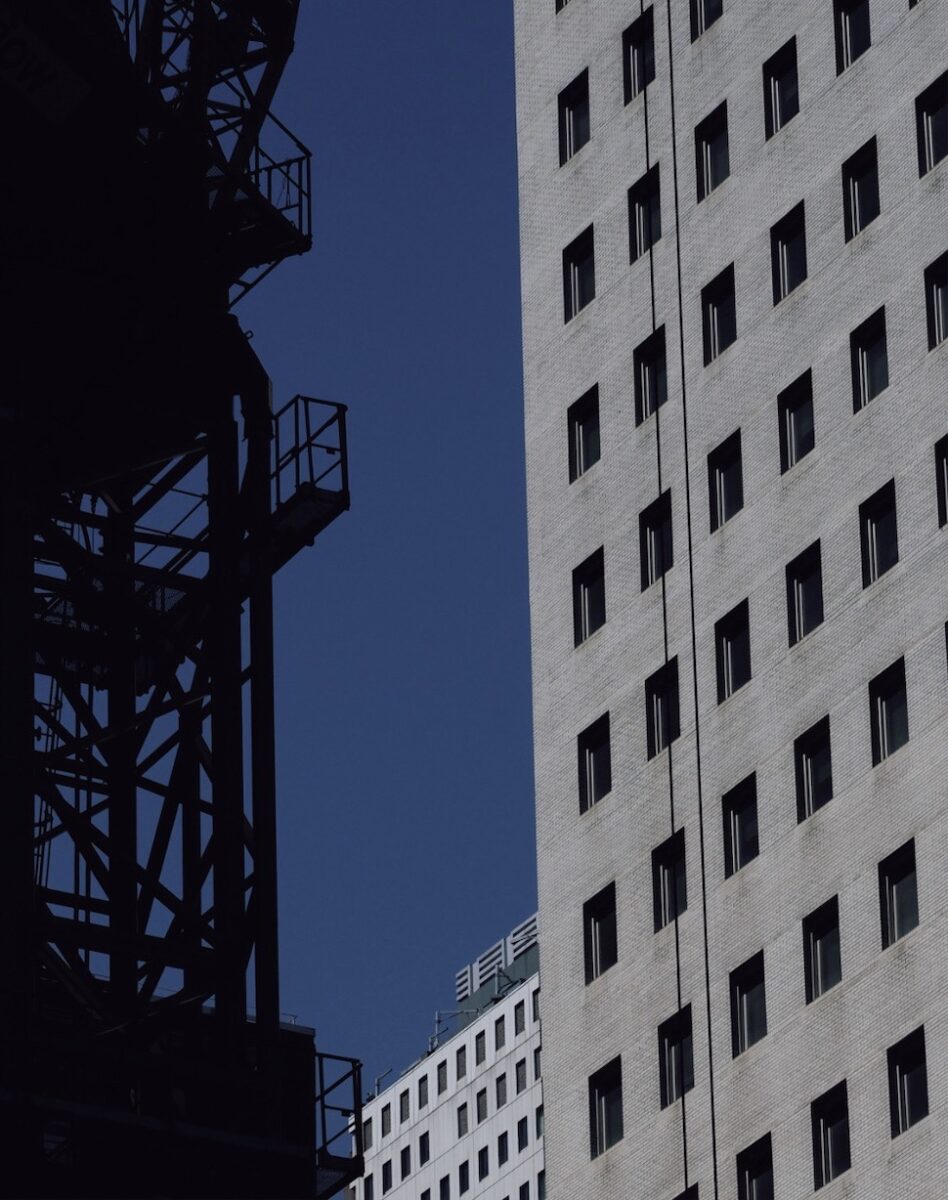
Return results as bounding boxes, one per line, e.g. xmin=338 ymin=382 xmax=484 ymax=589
xmin=351 ymin=917 xmax=544 ymax=1200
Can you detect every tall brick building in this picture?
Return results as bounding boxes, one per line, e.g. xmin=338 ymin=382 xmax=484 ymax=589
xmin=514 ymin=1 xmax=947 ymax=1197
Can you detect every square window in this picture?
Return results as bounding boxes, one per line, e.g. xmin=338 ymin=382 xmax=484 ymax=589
xmin=589 ymin=1057 xmax=624 ymax=1157
xmin=803 ymin=897 xmax=842 ymax=1002
xmin=629 ymin=165 xmax=662 ymax=262
xmin=563 ymin=226 xmax=596 ymax=322
xmin=916 ymin=72 xmax=948 ymax=176
xmin=514 ymin=1000 xmax=525 ymax=1035
xmin=623 ymin=8 xmax=655 ymax=103
xmin=708 ymin=430 xmax=743 ymax=530
xmin=457 ymin=1103 xmax=468 ymax=1137
xmin=475 ymin=1030 xmax=486 ymax=1065
xmin=577 ymin=711 xmax=611 ymax=813
xmin=811 ymin=1081 xmax=851 ymax=1188
xmin=771 ymin=202 xmax=808 ymax=303
xmin=634 ymin=326 xmax=667 ymax=423
xmin=869 ymin=657 xmax=909 ymax=765
xmin=399 ymin=1090 xmax=409 ymax=1123
xmin=834 ymin=0 xmax=871 ymax=73
xmin=558 ymin=70 xmax=590 ymax=166
xmin=925 ymin=251 xmax=948 ymax=349
xmin=645 ymin=658 xmax=680 ymax=758
xmin=888 ymin=1027 xmax=929 ymax=1137
xmin=456 ymin=1044 xmax=467 ymax=1079
xmin=439 ymin=1177 xmax=450 ymax=1200
xmin=690 ymin=0 xmax=723 ymax=41
xmin=879 ymin=839 xmax=919 ymax=948
xmin=722 ymin=774 xmax=759 ymax=877
xmin=496 ymin=1073 xmax=507 ymax=1108
xmin=382 ymin=1161 xmax=392 ymax=1194
xmin=658 ymin=1007 xmax=694 ymax=1108
xmin=715 ymin=599 xmax=751 ymax=701
xmin=786 ymin=540 xmax=824 ymax=645
xmin=778 ymin=370 xmax=815 ymax=471
xmin=498 ymin=1131 xmax=509 ymax=1166
xmin=477 ymin=1146 xmax=489 ymax=1182
xmin=702 ymin=264 xmax=737 ymax=363
xmin=418 ymin=1075 xmax=428 ymax=1109
xmin=730 ymin=951 xmax=767 ymax=1056
xmin=795 ymin=715 xmax=833 ymax=821
xmin=695 ymin=102 xmax=730 ymax=200
xmin=568 ymin=385 xmax=600 ymax=482
xmin=420 ymin=1131 xmax=430 ymax=1166
xmin=763 ymin=38 xmax=798 ymax=138
xmin=584 ymin=881 xmax=618 ymax=983
xmin=573 ymin=547 xmax=605 ymax=645
xmin=936 ymin=435 xmax=948 ymax=526
xmin=437 ymin=1060 xmax=447 ymax=1094
xmin=640 ymin=491 xmax=673 ymax=589
xmin=737 ymin=1133 xmax=774 ymax=1200
xmin=476 ymin=1088 xmax=487 ymax=1123
xmin=458 ymin=1162 xmax=469 ymax=1196
xmin=517 ymin=1116 xmax=529 ymax=1151
xmin=400 ymin=1146 xmax=411 ymax=1182
xmin=860 ymin=480 xmax=898 ymax=586
xmin=653 ymin=828 xmax=687 ymax=930
xmin=516 ymin=1058 xmax=527 ymax=1094
xmin=850 ymin=307 xmax=888 ymax=410
xmin=381 ymin=1104 xmax=391 ymax=1137
xmin=842 ymin=138 xmax=880 ymax=240
xmin=495 ymin=1015 xmax=505 ymax=1052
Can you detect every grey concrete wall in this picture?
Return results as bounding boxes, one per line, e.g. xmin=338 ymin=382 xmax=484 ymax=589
xmin=514 ymin=1 xmax=948 ymax=1197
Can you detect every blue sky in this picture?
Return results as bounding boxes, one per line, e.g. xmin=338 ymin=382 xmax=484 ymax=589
xmin=241 ymin=2 xmax=535 ymax=1087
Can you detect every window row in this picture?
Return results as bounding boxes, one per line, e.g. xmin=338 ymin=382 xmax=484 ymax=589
xmin=365 ymin=993 xmax=539 ymax=1144
xmin=456 ymin=1059 xmax=537 ymax=1136
xmin=589 ymin=1023 xmax=929 ymax=1190
xmin=362 ymin=1112 xmax=544 ymax=1199
xmin=585 ymin=835 xmax=919 ymax=991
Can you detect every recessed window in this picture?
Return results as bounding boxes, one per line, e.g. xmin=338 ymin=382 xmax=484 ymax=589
xmin=517 ymin=1116 xmax=529 ymax=1151
xmin=558 ymin=70 xmax=590 ymax=166
xmin=516 ymin=1058 xmax=527 ymax=1094
xmin=498 ymin=1131 xmax=509 ymax=1166
xmin=532 ymin=989 xmax=539 ymax=1021
xmin=477 ymin=1147 xmax=489 ymax=1182
xmin=850 ymin=307 xmax=888 ymax=410
xmin=690 ymin=0 xmax=723 ymax=41
xmin=555 ymin=0 xmax=569 ymax=11
xmin=653 ymin=828 xmax=687 ymax=931
xmin=834 ymin=0 xmax=871 ymax=73
xmin=786 ymin=540 xmax=824 ymax=645
xmin=640 ymin=491 xmax=673 ymax=590
xmin=859 ymin=479 xmax=898 ymax=586
xmin=803 ymin=896 xmax=842 ymax=1002
xmin=778 ymin=370 xmax=815 ymax=471
xmin=730 ymin=951 xmax=767 ymax=1056
xmin=439 ymin=1177 xmax=449 ymax=1200
xmin=888 ymin=1027 xmax=929 ymax=1137
xmin=457 ymin=1102 xmax=468 ymax=1137
xmin=365 ymin=1174 xmax=375 ymax=1200
xmin=771 ymin=202 xmax=808 ymax=303
xmin=623 ymin=8 xmax=655 ymax=103
xmin=589 ymin=1057 xmax=623 ymax=1157
xmin=879 ymin=839 xmax=918 ymax=948
xmin=399 ymin=1090 xmax=409 ymax=1123
xmin=737 ymin=1133 xmax=773 ymax=1200
xmin=568 ymin=385 xmax=600 ymax=482
xmin=518 ymin=1185 xmax=529 ymax=1200
xmin=869 ymin=657 xmax=909 ymax=765
xmin=715 ymin=599 xmax=751 ymax=702
xmin=577 ymin=711 xmax=611 ymax=814
xmin=584 ymin=881 xmax=618 ymax=983
xmin=534 ymin=1046 xmax=541 ymax=1080
xmin=811 ymin=1081 xmax=851 ymax=1188
xmin=515 ymin=1000 xmax=525 ymax=1035
xmin=925 ymin=251 xmax=948 ymax=349
xmin=675 ymin=1188 xmax=699 ymax=1200
xmin=382 ymin=1161 xmax=392 ymax=1194
xmin=420 ymin=1131 xmax=430 ymax=1166
xmin=658 ymin=1007 xmax=694 ymax=1108
xmin=538 ymin=1171 xmax=546 ymax=1200
xmin=573 ymin=547 xmax=605 ymax=645
xmin=458 ymin=1161 xmax=469 ymax=1195
xmin=842 ymin=138 xmax=880 ymax=241
xmin=702 ymin=264 xmax=737 ymax=363
xmin=763 ymin=38 xmax=798 ymax=138
xmin=695 ymin=102 xmax=730 ymax=201
xmin=437 ymin=1060 xmax=447 ymax=1094
xmin=363 ymin=1117 xmax=373 ymax=1152
xmin=708 ymin=430 xmax=743 ymax=530
xmin=475 ymin=1030 xmax=486 ymax=1065
xmin=936 ymin=435 xmax=948 ymax=526
xmin=629 ymin=165 xmax=661 ymax=262
xmin=563 ymin=226 xmax=596 ymax=322
xmin=381 ymin=1104 xmax=391 ymax=1137
xmin=916 ymin=72 xmax=948 ymax=176
xmin=457 ymin=1044 xmax=467 ymax=1079
xmin=418 ymin=1075 xmax=428 ymax=1109
xmin=795 ymin=715 xmax=833 ymax=821
xmin=536 ymin=1106 xmax=544 ymax=1138
xmin=634 ymin=326 xmax=667 ymax=424
xmin=476 ymin=1088 xmax=487 ymax=1123
xmin=495 ymin=1015 xmax=505 ymax=1052
xmin=723 ymin=774 xmax=759 ymax=877
xmin=645 ymin=658 xmax=680 ymax=758
xmin=400 ymin=1146 xmax=411 ymax=1182
xmin=496 ymin=1073 xmax=507 ymax=1108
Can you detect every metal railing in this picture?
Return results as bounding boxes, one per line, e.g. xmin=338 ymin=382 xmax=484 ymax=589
xmin=272 ymin=396 xmax=348 ymax=509
xmin=249 ymin=113 xmax=313 ymax=243
xmin=315 ymin=1051 xmax=364 ymax=1180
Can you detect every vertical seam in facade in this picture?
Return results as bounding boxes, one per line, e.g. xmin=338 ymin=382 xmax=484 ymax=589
xmin=663 ymin=2 xmax=720 ymax=1197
